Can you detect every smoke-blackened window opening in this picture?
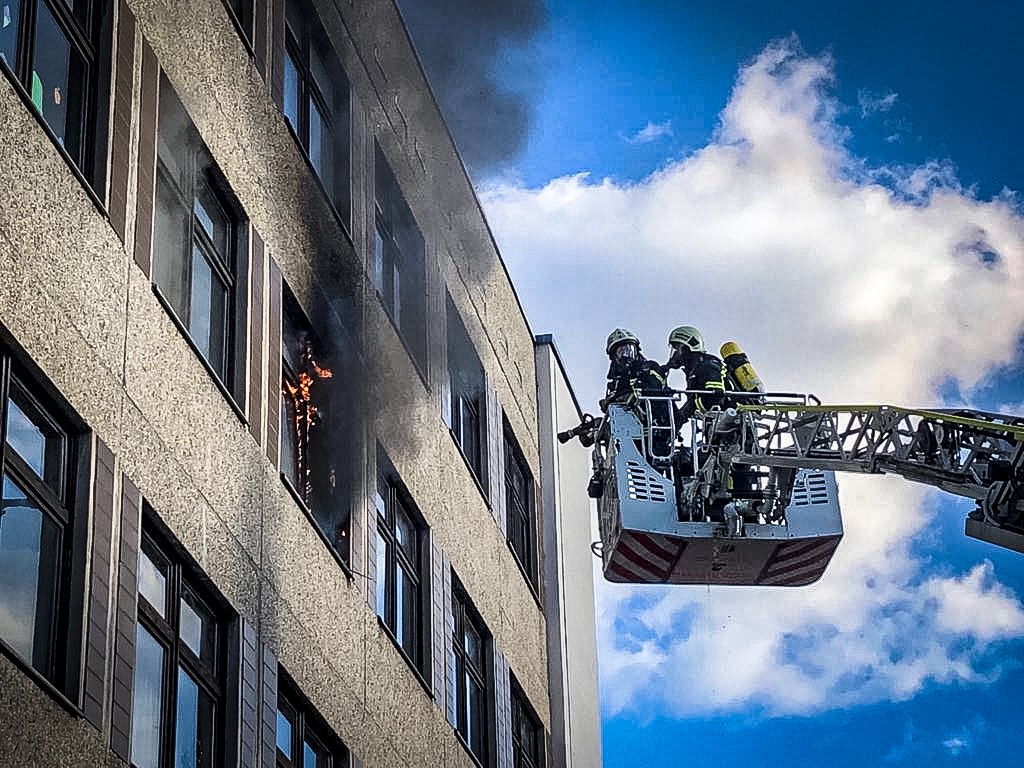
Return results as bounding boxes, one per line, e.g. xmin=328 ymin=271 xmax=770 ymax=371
xmin=374 ymin=451 xmax=430 ymax=677
xmin=275 ymin=668 xmax=350 ymax=768
xmin=0 ymin=0 xmax=108 ymax=189
xmin=281 ymin=0 xmax=352 ymax=226
xmin=130 ymin=516 xmax=230 ymax=768
xmin=153 ymin=74 xmax=248 ymax=402
xmin=446 ymin=295 xmax=487 ymax=491
xmin=503 ymin=419 xmax=537 ymax=591
xmin=279 ymin=285 xmax=351 ymax=564
xmin=0 ymin=350 xmax=84 ymax=697
xmin=510 ymin=675 xmax=544 ymax=768
xmin=451 ymin=576 xmax=492 ymax=765
xmin=373 ymin=146 xmax=428 ymax=374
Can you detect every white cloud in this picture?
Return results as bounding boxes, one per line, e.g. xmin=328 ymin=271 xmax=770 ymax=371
xmin=942 ymin=736 xmax=969 ymax=757
xmin=625 ymin=120 xmax=673 ymax=144
xmin=481 ymin=36 xmax=1024 ymax=717
xmin=859 ymin=88 xmax=899 ymax=117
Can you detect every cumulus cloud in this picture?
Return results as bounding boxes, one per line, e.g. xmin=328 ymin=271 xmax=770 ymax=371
xmin=625 ymin=120 xmax=674 ymax=145
xmin=481 ymin=36 xmax=1024 ymax=717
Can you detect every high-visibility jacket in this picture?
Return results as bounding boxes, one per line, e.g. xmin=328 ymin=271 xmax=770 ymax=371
xmin=665 ymin=351 xmax=728 ymax=421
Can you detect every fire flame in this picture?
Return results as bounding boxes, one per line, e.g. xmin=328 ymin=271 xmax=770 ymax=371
xmin=285 ymin=339 xmax=333 ymax=503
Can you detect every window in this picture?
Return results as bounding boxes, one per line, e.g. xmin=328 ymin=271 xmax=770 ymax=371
xmin=510 ymin=680 xmax=544 ymax=768
xmin=0 ymin=0 xmax=109 ymax=185
xmin=275 ymin=673 xmax=349 ymax=768
xmin=130 ymin=524 xmax=226 ymax=768
xmin=504 ymin=423 xmax=537 ymax=589
xmin=452 ymin=581 xmax=491 ymax=765
xmin=375 ymin=457 xmax=428 ymax=674
xmin=153 ymin=74 xmax=248 ymax=400
xmin=374 ymin=147 xmax=427 ymax=371
xmin=279 ymin=286 xmax=351 ymax=564
xmin=282 ymin=0 xmax=351 ymax=222
xmin=0 ymin=349 xmax=82 ymax=692
xmin=447 ymin=297 xmax=486 ymax=488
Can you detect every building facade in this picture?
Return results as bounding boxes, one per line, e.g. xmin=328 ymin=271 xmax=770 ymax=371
xmin=0 ymin=1 xmax=600 ymax=767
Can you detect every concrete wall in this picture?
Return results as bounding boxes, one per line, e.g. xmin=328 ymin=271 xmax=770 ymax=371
xmin=536 ymin=339 xmax=604 ymax=768
xmin=0 ymin=0 xmax=569 ymax=765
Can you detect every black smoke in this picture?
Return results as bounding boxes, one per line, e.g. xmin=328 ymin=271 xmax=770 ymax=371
xmin=396 ymin=0 xmax=548 ymax=178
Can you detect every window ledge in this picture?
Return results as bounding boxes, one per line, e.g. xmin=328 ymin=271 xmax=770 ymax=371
xmin=0 ymin=638 xmax=84 ymax=720
xmin=0 ymin=60 xmax=107 ymax=217
xmin=374 ymin=615 xmax=435 ymax=701
xmin=505 ymin=539 xmax=543 ymax=610
xmin=446 ymin=428 xmax=490 ymax=508
xmin=452 ymin=727 xmax=486 ymax=768
xmin=150 ymin=283 xmax=248 ymax=426
xmin=373 ymin=290 xmax=430 ymax=390
xmin=279 ymin=472 xmax=354 ymax=582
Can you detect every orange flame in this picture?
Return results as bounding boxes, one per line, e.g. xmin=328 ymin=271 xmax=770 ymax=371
xmin=286 ymin=340 xmax=333 ymax=503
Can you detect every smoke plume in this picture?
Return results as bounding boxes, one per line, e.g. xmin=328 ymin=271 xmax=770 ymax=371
xmin=396 ymin=0 xmax=547 ymax=178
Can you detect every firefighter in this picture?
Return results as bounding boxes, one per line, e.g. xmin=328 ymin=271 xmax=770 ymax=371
xmin=599 ymin=328 xmax=668 ymax=412
xmin=663 ymin=325 xmax=728 ymax=420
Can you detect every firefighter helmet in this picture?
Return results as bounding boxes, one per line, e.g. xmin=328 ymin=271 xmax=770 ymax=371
xmin=606 ymin=328 xmax=640 ymax=357
xmin=668 ymin=325 xmax=704 ymax=353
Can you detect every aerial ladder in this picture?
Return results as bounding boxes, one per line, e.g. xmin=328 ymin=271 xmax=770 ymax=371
xmin=562 ymin=392 xmax=1024 ymax=587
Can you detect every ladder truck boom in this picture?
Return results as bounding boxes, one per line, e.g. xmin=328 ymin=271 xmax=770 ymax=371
xmin=573 ymin=393 xmax=1024 ymax=587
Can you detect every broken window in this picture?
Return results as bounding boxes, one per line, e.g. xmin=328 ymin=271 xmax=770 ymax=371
xmin=374 ymin=146 xmax=428 ymax=374
xmin=281 ymin=0 xmax=351 ymax=224
xmin=0 ymin=0 xmax=108 ymax=186
xmin=280 ymin=286 xmax=351 ymax=564
xmin=153 ymin=74 xmax=248 ymax=401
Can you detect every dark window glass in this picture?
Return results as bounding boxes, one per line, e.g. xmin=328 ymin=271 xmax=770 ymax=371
xmin=0 ymin=0 xmax=106 ymax=183
xmin=130 ymin=526 xmax=225 ymax=768
xmin=0 ymin=358 xmax=78 ymax=691
xmin=276 ymin=675 xmax=348 ymax=768
xmin=281 ymin=0 xmax=351 ymax=223
xmin=447 ymin=297 xmax=487 ymax=488
xmin=153 ymin=74 xmax=248 ymax=397
xmin=452 ymin=582 xmax=491 ymax=765
xmin=375 ymin=458 xmax=428 ymax=673
xmin=374 ymin=147 xmax=427 ymax=372
xmin=511 ymin=681 xmax=544 ymax=768
xmin=504 ymin=423 xmax=538 ymax=589
xmin=279 ymin=286 xmax=351 ymax=564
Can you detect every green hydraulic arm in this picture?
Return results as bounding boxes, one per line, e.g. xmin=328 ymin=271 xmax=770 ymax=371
xmin=725 ymin=403 xmax=1024 ymax=553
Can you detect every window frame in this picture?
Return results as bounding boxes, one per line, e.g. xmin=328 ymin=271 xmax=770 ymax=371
xmin=503 ymin=421 xmax=538 ymax=592
xmin=280 ymin=0 xmax=351 ymax=226
xmin=220 ymin=0 xmax=255 ymax=54
xmin=452 ymin=581 xmax=492 ymax=767
xmin=278 ymin=284 xmax=352 ymax=570
xmin=0 ymin=0 xmax=112 ymax=193
xmin=275 ymin=670 xmax=349 ymax=768
xmin=446 ymin=298 xmax=488 ymax=492
xmin=373 ymin=147 xmax=428 ymax=378
xmin=131 ymin=520 xmax=228 ymax=768
xmin=0 ymin=342 xmax=88 ymax=707
xmin=152 ymin=73 xmax=250 ymax=413
xmin=510 ymin=678 xmax=544 ymax=768
xmin=375 ymin=458 xmax=430 ymax=683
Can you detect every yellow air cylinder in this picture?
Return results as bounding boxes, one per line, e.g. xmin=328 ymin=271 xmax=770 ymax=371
xmin=720 ymin=341 xmax=765 ymax=393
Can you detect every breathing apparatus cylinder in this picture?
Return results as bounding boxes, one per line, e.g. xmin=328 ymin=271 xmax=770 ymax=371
xmin=720 ymin=341 xmax=765 ymax=396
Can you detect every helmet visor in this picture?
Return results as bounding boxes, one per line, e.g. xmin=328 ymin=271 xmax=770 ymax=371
xmin=613 ymin=342 xmax=638 ymax=361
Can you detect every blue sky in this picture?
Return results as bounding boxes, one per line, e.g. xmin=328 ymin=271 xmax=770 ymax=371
xmin=403 ymin=2 xmax=1024 ymax=766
